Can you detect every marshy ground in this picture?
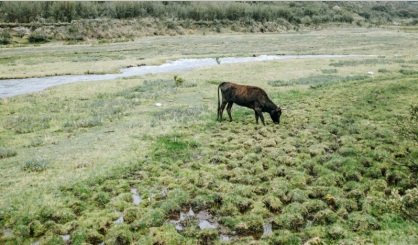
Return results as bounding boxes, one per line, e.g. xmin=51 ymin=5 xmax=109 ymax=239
xmin=0 ymin=28 xmax=417 ymax=244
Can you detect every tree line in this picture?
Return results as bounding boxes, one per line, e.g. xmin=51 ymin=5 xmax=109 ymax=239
xmin=0 ymin=1 xmax=417 ymax=24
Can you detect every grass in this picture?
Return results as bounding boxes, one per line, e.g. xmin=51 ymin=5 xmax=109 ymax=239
xmin=0 ymin=29 xmax=418 ymax=244
xmin=268 ymin=74 xmax=369 ymax=88
xmin=1 ymin=28 xmax=418 ymax=79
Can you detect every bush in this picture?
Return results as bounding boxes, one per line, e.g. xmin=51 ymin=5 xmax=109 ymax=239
xmin=0 ymin=31 xmax=11 ymax=45
xmin=28 ymin=31 xmax=49 ymax=43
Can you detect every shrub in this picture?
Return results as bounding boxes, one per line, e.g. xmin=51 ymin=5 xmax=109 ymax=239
xmin=20 ymin=157 xmax=49 ymax=172
xmin=0 ymin=31 xmax=11 ymax=45
xmin=28 ymin=31 xmax=49 ymax=43
xmin=174 ymin=75 xmax=184 ymax=86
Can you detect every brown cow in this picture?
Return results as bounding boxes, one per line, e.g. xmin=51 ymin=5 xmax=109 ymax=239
xmin=217 ymin=82 xmax=284 ymax=125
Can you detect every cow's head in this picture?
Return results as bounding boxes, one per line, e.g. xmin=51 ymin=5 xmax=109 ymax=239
xmin=269 ymin=107 xmax=283 ymax=124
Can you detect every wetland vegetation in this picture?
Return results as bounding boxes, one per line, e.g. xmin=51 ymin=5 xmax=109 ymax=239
xmin=1 ymin=2 xmax=418 ymax=244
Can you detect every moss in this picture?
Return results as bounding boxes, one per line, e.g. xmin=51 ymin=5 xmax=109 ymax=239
xmin=303 ymin=236 xmax=326 ymax=245
xmin=123 ymin=207 xmax=141 ymax=224
xmin=71 ymin=226 xmax=104 ymax=244
xmin=105 ymin=223 xmax=133 ymax=244
xmin=77 ymin=210 xmax=117 ymax=234
xmin=39 ymin=234 xmax=66 ymax=245
xmin=29 ymin=220 xmax=45 ymax=237
xmin=327 ymin=224 xmax=348 ymax=240
xmin=336 ymin=198 xmax=358 ymax=213
xmin=348 ymin=213 xmax=381 ymax=232
xmin=270 ymin=229 xmax=302 ymax=245
xmin=219 ymin=201 xmax=240 ymax=217
xmin=313 ymin=209 xmax=338 ymax=225
xmin=197 ymin=228 xmax=219 ymax=245
xmin=51 ymin=208 xmax=76 ymax=224
xmin=288 ymin=188 xmax=310 ymax=203
xmin=67 ymin=200 xmax=87 ymax=216
xmin=132 ymin=208 xmax=166 ymax=230
xmin=158 ymin=188 xmax=190 ymax=214
xmin=305 ymin=199 xmax=327 ymax=215
xmin=149 ymin=225 xmax=191 ymax=244
xmin=263 ymin=195 xmax=283 ymax=213
xmin=101 ymin=179 xmax=130 ymax=195
xmin=91 ymin=191 xmax=111 ymax=208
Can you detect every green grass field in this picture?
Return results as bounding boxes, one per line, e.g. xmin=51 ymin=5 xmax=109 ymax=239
xmin=1 ymin=28 xmax=417 ymax=244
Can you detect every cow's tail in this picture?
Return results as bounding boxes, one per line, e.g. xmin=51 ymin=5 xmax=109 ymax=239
xmin=217 ymin=84 xmax=221 ymax=121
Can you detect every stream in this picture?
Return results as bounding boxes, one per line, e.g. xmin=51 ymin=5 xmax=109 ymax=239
xmin=0 ymin=54 xmax=372 ymax=98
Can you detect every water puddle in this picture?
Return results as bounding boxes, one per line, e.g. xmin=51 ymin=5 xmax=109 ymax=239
xmin=131 ymin=188 xmax=142 ymax=205
xmin=114 ymin=210 xmax=124 ymax=224
xmin=61 ymin=234 xmax=71 ymax=243
xmin=0 ymin=54 xmax=373 ymax=98
xmin=220 ymin=234 xmax=230 ymax=242
xmin=199 ymin=220 xmax=217 ymax=229
xmin=168 ymin=208 xmax=276 ymax=242
xmin=306 ymin=219 xmax=313 ymax=229
xmin=262 ymin=222 xmax=273 ymax=238
xmin=2 ymin=228 xmax=13 ymax=237
xmin=169 ymin=207 xmax=194 ymax=231
xmin=169 ymin=208 xmax=220 ymax=232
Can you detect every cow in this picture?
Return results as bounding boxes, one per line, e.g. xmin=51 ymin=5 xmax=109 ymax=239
xmin=217 ymin=82 xmax=285 ymax=126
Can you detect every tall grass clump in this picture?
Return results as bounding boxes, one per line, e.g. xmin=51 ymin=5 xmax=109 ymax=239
xmin=5 ymin=115 xmax=52 ymax=134
xmin=20 ymin=157 xmax=49 ymax=172
xmin=0 ymin=147 xmax=17 ymax=159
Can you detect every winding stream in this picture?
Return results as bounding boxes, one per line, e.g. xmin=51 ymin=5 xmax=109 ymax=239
xmin=0 ymin=54 xmax=372 ymax=98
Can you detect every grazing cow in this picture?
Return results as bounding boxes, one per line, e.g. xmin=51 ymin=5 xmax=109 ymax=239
xmin=217 ymin=82 xmax=284 ymax=125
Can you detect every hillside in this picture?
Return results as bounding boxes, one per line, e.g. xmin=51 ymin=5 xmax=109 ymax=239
xmin=1 ymin=2 xmax=418 ymax=45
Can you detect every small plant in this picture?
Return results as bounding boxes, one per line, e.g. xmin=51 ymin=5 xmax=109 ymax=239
xmin=321 ymin=68 xmax=338 ymax=74
xmin=268 ymin=80 xmax=288 ymax=87
xmin=65 ymin=118 xmax=102 ymax=129
xmin=21 ymin=157 xmax=49 ymax=172
xmin=174 ymin=75 xmax=184 ymax=86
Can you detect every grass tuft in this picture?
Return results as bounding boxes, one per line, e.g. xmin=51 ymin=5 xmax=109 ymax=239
xmin=20 ymin=157 xmax=49 ymax=172
xmin=0 ymin=147 xmax=17 ymax=159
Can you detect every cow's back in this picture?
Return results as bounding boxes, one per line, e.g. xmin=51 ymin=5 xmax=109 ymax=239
xmin=220 ymin=82 xmax=268 ymax=107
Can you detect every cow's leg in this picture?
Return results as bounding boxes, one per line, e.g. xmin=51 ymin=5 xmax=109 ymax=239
xmin=226 ymin=102 xmax=233 ymax=122
xmin=255 ymin=108 xmax=265 ymax=126
xmin=254 ymin=110 xmax=259 ymax=124
xmin=218 ymin=102 xmax=228 ymax=122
